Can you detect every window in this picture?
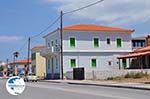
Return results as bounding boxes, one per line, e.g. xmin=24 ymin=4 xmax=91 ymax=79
xmin=31 ymin=53 xmax=36 ymax=60
xmin=91 ymin=59 xmax=97 ymax=68
xmin=47 ymin=59 xmax=50 ymax=69
xmin=51 ymin=41 xmax=54 ymax=46
xmin=116 ymin=38 xmax=122 ymax=47
xmin=47 ymin=42 xmax=50 ymax=47
xmin=132 ymin=42 xmax=136 ymax=47
xmin=55 ymin=40 xmax=58 ymax=45
xmin=107 ymin=38 xmax=110 ymax=45
xmin=70 ymin=59 xmax=76 ymax=68
xmin=108 ymin=61 xmax=112 ymax=66
xmin=56 ymin=58 xmax=58 ymax=69
xmin=70 ymin=37 xmax=75 ymax=47
xmin=94 ymin=38 xmax=99 ymax=47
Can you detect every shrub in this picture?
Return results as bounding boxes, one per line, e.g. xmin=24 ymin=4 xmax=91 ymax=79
xmin=124 ymin=72 xmax=149 ymax=79
xmin=124 ymin=72 xmax=135 ymax=78
xmin=107 ymin=76 xmax=122 ymax=80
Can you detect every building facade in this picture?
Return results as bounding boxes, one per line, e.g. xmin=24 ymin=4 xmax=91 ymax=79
xmin=132 ymin=37 xmax=146 ymax=50
xmin=31 ymin=45 xmax=46 ymax=79
xmin=118 ymin=35 xmax=150 ymax=69
xmin=41 ymin=24 xmax=134 ymax=79
xmin=9 ymin=59 xmax=31 ymax=76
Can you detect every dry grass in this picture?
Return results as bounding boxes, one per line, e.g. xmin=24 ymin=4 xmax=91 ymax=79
xmin=107 ymin=72 xmax=150 ymax=83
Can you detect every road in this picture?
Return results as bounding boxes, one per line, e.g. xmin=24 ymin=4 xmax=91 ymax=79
xmin=0 ymin=79 xmax=150 ymax=99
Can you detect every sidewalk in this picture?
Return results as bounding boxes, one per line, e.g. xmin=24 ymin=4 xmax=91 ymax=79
xmin=39 ymin=80 xmax=150 ymax=91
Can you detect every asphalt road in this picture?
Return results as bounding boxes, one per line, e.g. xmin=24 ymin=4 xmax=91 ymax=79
xmin=0 ymin=79 xmax=150 ymax=99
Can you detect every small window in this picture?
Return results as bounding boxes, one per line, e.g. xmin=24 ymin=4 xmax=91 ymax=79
xmin=70 ymin=37 xmax=75 ymax=47
xmin=51 ymin=41 xmax=54 ymax=46
xmin=55 ymin=40 xmax=58 ymax=45
xmin=31 ymin=53 xmax=36 ymax=60
xmin=107 ymin=38 xmax=110 ymax=45
xmin=116 ymin=38 xmax=122 ymax=48
xmin=94 ymin=38 xmax=99 ymax=48
xmin=70 ymin=59 xmax=76 ymax=68
xmin=47 ymin=42 xmax=50 ymax=47
xmin=91 ymin=59 xmax=97 ymax=68
xmin=108 ymin=61 xmax=112 ymax=66
xmin=132 ymin=42 xmax=136 ymax=47
xmin=47 ymin=59 xmax=50 ymax=69
xmin=56 ymin=58 xmax=58 ymax=69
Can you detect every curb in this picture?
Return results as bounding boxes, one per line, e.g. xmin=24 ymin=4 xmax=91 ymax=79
xmin=39 ymin=80 xmax=150 ymax=91
xmin=68 ymin=82 xmax=150 ymax=91
xmin=39 ymin=80 xmax=64 ymax=83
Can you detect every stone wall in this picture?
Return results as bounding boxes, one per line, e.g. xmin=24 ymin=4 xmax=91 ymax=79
xmin=66 ymin=69 xmax=150 ymax=80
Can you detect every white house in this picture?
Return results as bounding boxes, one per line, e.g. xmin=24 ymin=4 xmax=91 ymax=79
xmin=41 ymin=24 xmax=134 ymax=79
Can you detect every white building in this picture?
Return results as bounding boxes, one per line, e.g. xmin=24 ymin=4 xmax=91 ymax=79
xmin=41 ymin=24 xmax=134 ymax=79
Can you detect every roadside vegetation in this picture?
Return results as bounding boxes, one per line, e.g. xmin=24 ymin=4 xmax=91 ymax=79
xmin=107 ymin=72 xmax=150 ymax=82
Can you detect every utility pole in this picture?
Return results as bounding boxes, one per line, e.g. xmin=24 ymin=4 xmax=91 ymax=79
xmin=60 ymin=11 xmax=63 ymax=80
xmin=27 ymin=37 xmax=31 ymax=75
xmin=13 ymin=52 xmax=19 ymax=76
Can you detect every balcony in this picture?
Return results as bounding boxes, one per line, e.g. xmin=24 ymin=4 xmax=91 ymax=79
xmin=40 ymin=46 xmax=60 ymax=57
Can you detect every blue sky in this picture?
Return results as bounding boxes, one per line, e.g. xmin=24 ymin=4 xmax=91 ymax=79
xmin=0 ymin=0 xmax=150 ymax=62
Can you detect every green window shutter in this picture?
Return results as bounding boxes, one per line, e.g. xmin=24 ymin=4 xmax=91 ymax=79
xmin=116 ymin=38 xmax=122 ymax=47
xmin=94 ymin=38 xmax=99 ymax=48
xmin=91 ymin=59 xmax=97 ymax=68
xmin=70 ymin=59 xmax=76 ymax=68
xmin=70 ymin=38 xmax=75 ymax=47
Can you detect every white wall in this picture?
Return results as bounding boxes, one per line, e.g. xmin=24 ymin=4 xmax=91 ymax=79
xmin=63 ymin=31 xmax=132 ymax=52
xmin=63 ymin=52 xmax=129 ymax=73
xmin=45 ymin=31 xmax=60 ymax=48
xmin=44 ymin=30 xmax=132 ymax=75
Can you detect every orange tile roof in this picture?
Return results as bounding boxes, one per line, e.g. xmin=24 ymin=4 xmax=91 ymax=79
xmin=134 ymin=46 xmax=150 ymax=52
xmin=118 ymin=45 xmax=150 ymax=59
xmin=118 ymin=51 xmax=150 ymax=59
xmin=15 ymin=59 xmax=31 ymax=64
xmin=32 ymin=45 xmax=45 ymax=49
xmin=63 ymin=24 xmax=134 ymax=33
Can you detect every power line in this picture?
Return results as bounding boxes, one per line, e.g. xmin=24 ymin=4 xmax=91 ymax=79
xmin=18 ymin=40 xmax=28 ymax=52
xmin=64 ymin=0 xmax=104 ymax=15
xmin=30 ymin=16 xmax=61 ymax=39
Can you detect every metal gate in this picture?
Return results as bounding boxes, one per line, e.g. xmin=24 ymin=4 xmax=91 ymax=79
xmin=73 ymin=67 xmax=85 ymax=80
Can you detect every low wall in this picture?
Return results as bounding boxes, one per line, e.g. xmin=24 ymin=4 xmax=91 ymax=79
xmin=66 ymin=69 xmax=150 ymax=80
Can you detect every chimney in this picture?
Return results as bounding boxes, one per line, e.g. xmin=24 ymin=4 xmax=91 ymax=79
xmin=146 ymin=35 xmax=150 ymax=46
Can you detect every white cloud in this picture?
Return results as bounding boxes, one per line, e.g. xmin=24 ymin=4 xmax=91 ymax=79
xmin=0 ymin=36 xmax=23 ymax=43
xmin=42 ymin=0 xmax=150 ymax=26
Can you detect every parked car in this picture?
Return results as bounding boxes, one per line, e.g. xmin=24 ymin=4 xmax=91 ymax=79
xmin=19 ymin=73 xmax=27 ymax=81
xmin=26 ymin=73 xmax=37 ymax=82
